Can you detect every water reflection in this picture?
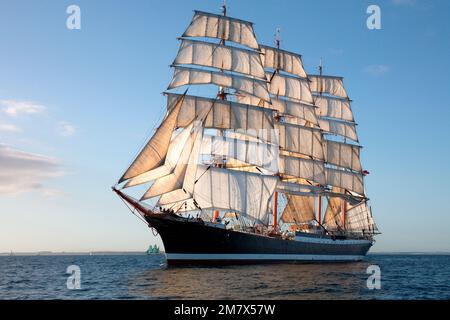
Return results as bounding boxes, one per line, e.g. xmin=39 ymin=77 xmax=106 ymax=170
xmin=128 ymin=259 xmax=374 ymax=300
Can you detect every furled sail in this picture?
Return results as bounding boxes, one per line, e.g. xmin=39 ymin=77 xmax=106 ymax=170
xmin=260 ymin=45 xmax=307 ymax=78
xmin=309 ymin=75 xmax=348 ymax=98
xmin=168 ymin=66 xmax=270 ymax=102
xmin=118 ymin=93 xmax=186 ymax=183
xmin=174 ymin=39 xmax=266 ymax=79
xmin=281 ymin=195 xmax=315 ymax=223
xmin=182 ymin=11 xmax=260 ymax=50
xmin=315 ymin=96 xmax=354 ymax=122
xmin=278 ymin=122 xmax=324 ymax=160
xmin=319 ymin=118 xmax=358 ymax=142
xmin=268 ymin=72 xmax=313 ymax=104
xmin=325 ymin=140 xmax=362 ymax=172
xmin=326 ymin=168 xmax=364 ymax=195
xmin=279 ymin=155 xmax=326 ymax=185
xmin=193 ymin=166 xmax=278 ymax=221
xmin=275 ymin=181 xmax=322 ymax=197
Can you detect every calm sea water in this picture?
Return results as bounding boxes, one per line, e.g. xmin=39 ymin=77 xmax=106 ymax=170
xmin=0 ymin=254 xmax=448 ymax=300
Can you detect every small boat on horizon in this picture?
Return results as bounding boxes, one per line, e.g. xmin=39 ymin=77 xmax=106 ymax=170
xmin=146 ymin=244 xmax=160 ymax=255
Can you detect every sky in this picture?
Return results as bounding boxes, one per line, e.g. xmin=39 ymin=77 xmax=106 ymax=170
xmin=1 ymin=0 xmax=449 ymax=253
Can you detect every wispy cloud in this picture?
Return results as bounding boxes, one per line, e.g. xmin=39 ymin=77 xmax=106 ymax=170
xmin=363 ymin=64 xmax=390 ymax=77
xmin=392 ymin=0 xmax=416 ymax=6
xmin=57 ymin=121 xmax=76 ymax=137
xmin=0 ymin=100 xmax=46 ymax=117
xmin=0 ymin=144 xmax=64 ymax=195
xmin=0 ymin=123 xmax=22 ymax=133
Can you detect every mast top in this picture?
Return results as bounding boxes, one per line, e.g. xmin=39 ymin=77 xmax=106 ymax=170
xmin=222 ymin=0 xmax=227 ymax=16
xmin=319 ymin=58 xmax=323 ymax=76
xmin=275 ymin=28 xmax=281 ymax=49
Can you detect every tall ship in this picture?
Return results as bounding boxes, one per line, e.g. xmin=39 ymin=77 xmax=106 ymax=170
xmin=114 ymin=3 xmax=379 ymax=265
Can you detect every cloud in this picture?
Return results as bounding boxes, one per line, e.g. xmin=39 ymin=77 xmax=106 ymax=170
xmin=57 ymin=121 xmax=76 ymax=137
xmin=0 ymin=144 xmax=64 ymax=195
xmin=363 ymin=64 xmax=390 ymax=76
xmin=0 ymin=123 xmax=21 ymax=133
xmin=0 ymin=100 xmax=46 ymax=117
xmin=392 ymin=0 xmax=416 ymax=6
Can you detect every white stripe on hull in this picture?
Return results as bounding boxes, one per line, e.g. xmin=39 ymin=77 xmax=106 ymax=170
xmin=294 ymin=236 xmax=373 ymax=245
xmin=166 ymin=253 xmax=365 ymax=262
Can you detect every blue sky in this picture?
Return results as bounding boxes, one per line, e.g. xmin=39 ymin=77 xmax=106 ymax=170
xmin=1 ymin=0 xmax=449 ymax=253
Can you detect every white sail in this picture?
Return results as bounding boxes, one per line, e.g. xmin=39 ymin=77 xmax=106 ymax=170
xmin=182 ymin=11 xmax=259 ymax=50
xmin=325 ymin=140 xmax=362 ymax=172
xmin=174 ymin=39 xmax=266 ymax=79
xmin=315 ymin=96 xmax=354 ymax=122
xmin=345 ymin=201 xmax=377 ymax=233
xmin=319 ymin=118 xmax=358 ymax=142
xmin=141 ymin=125 xmax=202 ymax=200
xmin=166 ymin=93 xmax=274 ymax=134
xmin=156 ymin=126 xmax=205 ymax=207
xmin=309 ymin=75 xmax=348 ymax=98
xmin=236 ymin=94 xmax=318 ymax=125
xmin=119 ymin=94 xmax=185 ymax=183
xmin=168 ymin=66 xmax=270 ymax=102
xmin=268 ymin=72 xmax=313 ymax=104
xmin=279 ymin=155 xmax=326 ymax=185
xmin=326 ymin=168 xmax=364 ymax=195
xmin=124 ymin=124 xmax=193 ymax=188
xmin=324 ymin=190 xmax=344 ymax=230
xmin=278 ymin=122 xmax=324 ymax=160
xmin=281 ymin=195 xmax=315 ymax=223
xmin=260 ymin=45 xmax=307 ymax=78
xmin=157 ymin=189 xmax=192 ymax=207
xmin=193 ymin=166 xmax=278 ymax=221
xmin=201 ymin=134 xmax=278 ymax=172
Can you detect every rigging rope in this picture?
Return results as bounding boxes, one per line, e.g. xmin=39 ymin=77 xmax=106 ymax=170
xmin=118 ymin=195 xmax=148 ymax=226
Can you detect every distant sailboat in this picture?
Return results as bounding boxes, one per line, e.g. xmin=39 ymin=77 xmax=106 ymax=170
xmin=146 ymin=245 xmax=160 ymax=255
xmin=113 ymin=2 xmax=379 ymax=265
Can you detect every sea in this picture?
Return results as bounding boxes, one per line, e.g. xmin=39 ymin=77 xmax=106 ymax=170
xmin=0 ymin=254 xmax=448 ymax=300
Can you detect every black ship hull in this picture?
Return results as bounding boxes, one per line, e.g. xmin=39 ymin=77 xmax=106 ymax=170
xmin=144 ymin=213 xmax=373 ymax=265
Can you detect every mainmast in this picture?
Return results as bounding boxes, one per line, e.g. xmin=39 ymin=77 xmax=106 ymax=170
xmin=217 ymin=0 xmax=228 ymax=100
xmin=317 ymin=58 xmax=323 ymax=226
xmin=272 ymin=28 xmax=281 ymax=230
xmin=214 ymin=0 xmax=228 ymax=223
xmin=221 ymin=0 xmax=227 ymax=18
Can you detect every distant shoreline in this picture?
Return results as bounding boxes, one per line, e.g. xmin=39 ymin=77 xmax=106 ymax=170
xmin=0 ymin=251 xmax=448 ymax=257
